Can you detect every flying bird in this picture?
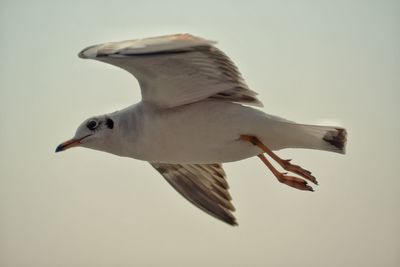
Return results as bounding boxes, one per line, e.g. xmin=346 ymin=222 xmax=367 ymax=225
xmin=56 ymin=34 xmax=347 ymax=226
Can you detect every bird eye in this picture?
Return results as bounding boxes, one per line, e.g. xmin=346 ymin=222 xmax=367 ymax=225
xmin=87 ymin=120 xmax=99 ymax=130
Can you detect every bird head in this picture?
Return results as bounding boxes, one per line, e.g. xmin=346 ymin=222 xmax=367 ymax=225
xmin=56 ymin=115 xmax=116 ymax=153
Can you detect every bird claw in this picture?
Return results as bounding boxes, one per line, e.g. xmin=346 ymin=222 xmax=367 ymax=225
xmin=281 ymin=161 xmax=318 ymax=185
xmin=277 ymin=173 xmax=314 ymax=192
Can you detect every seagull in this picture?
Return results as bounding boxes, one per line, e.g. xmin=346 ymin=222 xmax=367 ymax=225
xmin=56 ymin=34 xmax=347 ymax=226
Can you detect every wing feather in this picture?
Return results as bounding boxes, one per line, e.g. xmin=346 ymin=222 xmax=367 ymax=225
xmin=151 ymin=163 xmax=237 ymax=226
xmin=79 ymin=34 xmax=263 ymax=108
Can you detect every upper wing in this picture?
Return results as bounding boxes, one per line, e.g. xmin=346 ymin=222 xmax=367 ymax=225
xmin=79 ymin=34 xmax=262 ymax=108
xmin=151 ymin=163 xmax=237 ymax=226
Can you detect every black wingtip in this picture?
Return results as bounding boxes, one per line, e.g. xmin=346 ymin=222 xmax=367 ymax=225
xmin=223 ymin=216 xmax=238 ymax=226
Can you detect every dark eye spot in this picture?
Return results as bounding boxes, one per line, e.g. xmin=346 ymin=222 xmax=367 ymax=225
xmin=106 ymin=118 xmax=114 ymax=129
xmin=87 ymin=120 xmax=98 ymax=130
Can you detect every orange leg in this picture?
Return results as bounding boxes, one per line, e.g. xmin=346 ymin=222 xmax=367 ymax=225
xmin=257 ymin=154 xmax=314 ymax=191
xmin=240 ymin=135 xmax=317 ymax=191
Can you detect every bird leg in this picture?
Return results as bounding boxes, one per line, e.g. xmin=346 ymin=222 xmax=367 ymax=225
xmin=240 ymin=135 xmax=318 ymax=189
xmin=257 ymin=154 xmax=314 ymax=191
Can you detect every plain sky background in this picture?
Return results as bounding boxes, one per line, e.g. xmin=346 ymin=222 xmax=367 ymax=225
xmin=1 ymin=0 xmax=399 ymax=266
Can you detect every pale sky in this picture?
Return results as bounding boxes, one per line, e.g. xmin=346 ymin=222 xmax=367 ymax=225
xmin=1 ymin=0 xmax=399 ymax=266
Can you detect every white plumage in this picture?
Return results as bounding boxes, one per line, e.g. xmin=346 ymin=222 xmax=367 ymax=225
xmin=57 ymin=34 xmax=347 ymax=226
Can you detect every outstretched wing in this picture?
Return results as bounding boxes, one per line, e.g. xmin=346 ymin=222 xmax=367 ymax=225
xmin=151 ymin=163 xmax=237 ymax=226
xmin=79 ymin=34 xmax=262 ymax=108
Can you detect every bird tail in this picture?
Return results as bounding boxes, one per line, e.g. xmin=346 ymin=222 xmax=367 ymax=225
xmin=287 ymin=124 xmax=348 ymax=154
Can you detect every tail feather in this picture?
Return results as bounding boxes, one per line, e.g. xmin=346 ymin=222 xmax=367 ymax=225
xmin=296 ymin=124 xmax=348 ymax=154
xmin=257 ymin=114 xmax=347 ymax=154
xmin=322 ymin=128 xmax=347 ymax=153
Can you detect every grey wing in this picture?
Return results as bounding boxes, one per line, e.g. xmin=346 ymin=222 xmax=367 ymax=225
xmin=79 ymin=34 xmax=262 ymax=108
xmin=151 ymin=163 xmax=237 ymax=226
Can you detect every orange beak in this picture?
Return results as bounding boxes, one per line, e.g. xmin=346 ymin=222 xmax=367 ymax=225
xmin=55 ymin=134 xmax=91 ymax=152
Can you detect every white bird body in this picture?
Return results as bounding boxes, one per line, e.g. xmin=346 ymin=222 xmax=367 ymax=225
xmin=108 ymin=100 xmax=339 ymax=164
xmin=112 ymin=100 xmax=266 ymax=163
xmin=57 ymin=34 xmax=347 ymax=225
